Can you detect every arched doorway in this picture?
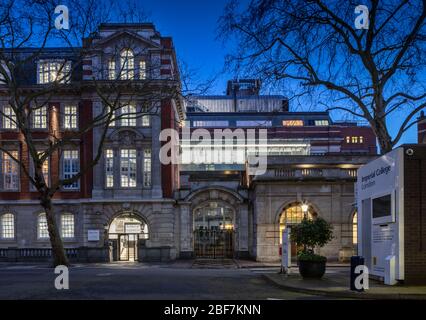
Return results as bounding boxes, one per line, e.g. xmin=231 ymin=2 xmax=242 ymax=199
xmin=193 ymin=201 xmax=235 ymax=259
xmin=108 ymin=212 xmax=149 ymax=262
xmin=279 ymin=203 xmax=317 ymax=257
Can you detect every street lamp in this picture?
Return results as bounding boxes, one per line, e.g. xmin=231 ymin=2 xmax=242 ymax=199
xmin=301 ymin=203 xmax=309 ymax=219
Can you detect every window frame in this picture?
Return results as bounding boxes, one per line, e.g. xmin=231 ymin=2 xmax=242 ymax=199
xmin=32 ymin=105 xmax=48 ymax=129
xmin=61 ymin=213 xmax=75 ymax=239
xmin=105 ymin=149 xmax=114 ymax=188
xmin=1 ymin=150 xmax=19 ymax=191
xmin=120 ymin=49 xmax=135 ymax=80
xmin=0 ymin=213 xmax=15 ymax=240
xmin=139 ymin=60 xmax=147 ymax=80
xmin=108 ymin=59 xmax=116 ymax=80
xmin=63 ymin=105 xmax=79 ymax=130
xmin=120 ymin=148 xmax=137 ymax=188
xmin=37 ymin=213 xmax=49 ymax=240
xmin=120 ymin=104 xmax=137 ymax=127
xmin=62 ymin=150 xmax=80 ymax=190
xmin=2 ymin=105 xmax=17 ymax=129
xmin=143 ymin=148 xmax=152 ymax=188
xmin=37 ymin=59 xmax=71 ymax=84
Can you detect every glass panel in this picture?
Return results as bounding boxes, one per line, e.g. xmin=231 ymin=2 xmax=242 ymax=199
xmin=143 ymin=148 xmax=151 ymax=187
xmin=61 ymin=214 xmax=74 ymax=238
xmin=1 ymin=213 xmax=14 ymax=239
xmin=3 ymin=106 xmax=17 ymax=129
xmin=120 ymin=149 xmax=137 ymax=188
xmin=105 ymin=149 xmax=114 ymax=188
xmin=2 ymin=150 xmax=19 ymax=190
xmin=38 ymin=213 xmax=49 ymax=239
xmin=193 ymin=202 xmax=234 ymax=231
xmin=64 ymin=105 xmax=78 ymax=129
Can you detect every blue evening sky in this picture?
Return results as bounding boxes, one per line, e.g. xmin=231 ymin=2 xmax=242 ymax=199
xmin=140 ymin=0 xmax=419 ymax=145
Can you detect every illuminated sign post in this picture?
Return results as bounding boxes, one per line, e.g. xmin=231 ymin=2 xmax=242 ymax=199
xmin=357 ymin=148 xmax=403 ymax=285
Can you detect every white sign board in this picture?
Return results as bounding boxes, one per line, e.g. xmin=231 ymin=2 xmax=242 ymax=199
xmin=88 ymin=229 xmax=100 ymax=242
xmin=281 ymin=228 xmax=291 ymax=273
xmin=125 ymin=224 xmax=141 ymax=234
xmin=357 ymin=148 xmax=404 ymax=282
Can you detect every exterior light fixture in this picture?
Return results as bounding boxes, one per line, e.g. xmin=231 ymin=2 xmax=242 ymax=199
xmin=301 ymin=203 xmax=309 ymax=213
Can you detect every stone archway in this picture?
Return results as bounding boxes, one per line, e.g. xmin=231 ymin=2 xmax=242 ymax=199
xmin=107 ymin=211 xmax=149 ymax=262
xmin=278 ymin=202 xmax=318 ymax=258
xmin=179 ymin=187 xmax=248 ymax=259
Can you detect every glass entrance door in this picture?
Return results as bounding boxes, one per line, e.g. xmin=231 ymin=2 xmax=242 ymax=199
xmin=119 ymin=235 xmax=129 ymax=261
xmin=118 ymin=234 xmax=138 ymax=262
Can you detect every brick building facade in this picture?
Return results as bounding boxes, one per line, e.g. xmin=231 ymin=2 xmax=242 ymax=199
xmin=0 ymin=23 xmax=403 ymax=265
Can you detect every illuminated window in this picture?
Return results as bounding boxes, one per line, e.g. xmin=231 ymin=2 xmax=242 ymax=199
xmin=37 ymin=60 xmax=71 ymax=84
xmin=143 ymin=148 xmax=151 ymax=187
xmin=279 ymin=205 xmax=314 ymax=244
xmin=139 ymin=60 xmax=146 ymax=79
xmin=37 ymin=213 xmax=49 ymax=239
xmin=352 ymin=212 xmax=358 ymax=245
xmin=63 ymin=150 xmax=79 ymax=189
xmin=36 ymin=151 xmax=49 ymax=187
xmin=1 ymin=213 xmax=14 ymax=239
xmin=108 ymin=59 xmax=116 ymax=80
xmin=106 ymin=105 xmax=115 ymax=127
xmin=142 ymin=104 xmax=150 ymax=127
xmin=2 ymin=150 xmax=19 ymax=190
xmin=283 ymin=120 xmax=304 ymax=127
xmin=351 ymin=137 xmax=358 ymax=143
xmin=120 ymin=149 xmax=137 ymax=188
xmin=120 ymin=105 xmax=137 ymax=127
xmin=32 ymin=106 xmax=47 ymax=129
xmin=359 ymin=136 xmax=364 ymax=143
xmin=63 ymin=105 xmax=78 ymax=129
xmin=346 ymin=136 xmax=350 ymax=143
xmin=120 ymin=49 xmax=134 ymax=80
xmin=61 ymin=214 xmax=74 ymax=238
xmin=105 ymin=149 xmax=114 ymax=188
xmin=314 ymin=120 xmax=329 ymax=126
xmin=2 ymin=106 xmax=17 ymax=129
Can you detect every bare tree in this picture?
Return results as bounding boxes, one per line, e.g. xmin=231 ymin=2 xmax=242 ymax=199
xmin=0 ymin=0 xmax=180 ymax=266
xmin=219 ymin=0 xmax=426 ymax=153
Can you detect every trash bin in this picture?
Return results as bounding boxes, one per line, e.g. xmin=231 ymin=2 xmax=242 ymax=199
xmin=350 ymin=256 xmax=365 ymax=292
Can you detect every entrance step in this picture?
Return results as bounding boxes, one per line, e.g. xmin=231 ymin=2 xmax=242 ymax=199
xmin=192 ymin=259 xmax=238 ymax=269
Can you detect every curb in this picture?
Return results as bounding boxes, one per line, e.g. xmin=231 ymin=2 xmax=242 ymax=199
xmin=262 ymin=274 xmax=426 ymax=300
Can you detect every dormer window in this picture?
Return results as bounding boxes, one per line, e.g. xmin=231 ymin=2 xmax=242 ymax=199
xmin=37 ymin=60 xmax=71 ymax=84
xmin=120 ymin=49 xmax=134 ymax=80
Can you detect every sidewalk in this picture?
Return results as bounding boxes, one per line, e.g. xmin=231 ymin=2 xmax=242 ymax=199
xmin=263 ymin=267 xmax=426 ymax=299
xmin=234 ymin=259 xmax=349 ymax=269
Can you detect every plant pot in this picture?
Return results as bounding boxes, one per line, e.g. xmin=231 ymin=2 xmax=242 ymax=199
xmin=298 ymin=260 xmax=326 ymax=279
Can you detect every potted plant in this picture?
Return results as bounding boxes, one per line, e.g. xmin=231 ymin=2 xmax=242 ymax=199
xmin=290 ymin=217 xmax=333 ymax=279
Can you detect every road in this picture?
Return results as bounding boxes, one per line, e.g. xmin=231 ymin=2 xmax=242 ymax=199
xmin=0 ymin=262 xmax=331 ymax=300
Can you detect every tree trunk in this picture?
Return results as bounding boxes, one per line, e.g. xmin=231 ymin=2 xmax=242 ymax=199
xmin=372 ymin=117 xmax=394 ymax=155
xmin=40 ymin=195 xmax=69 ymax=267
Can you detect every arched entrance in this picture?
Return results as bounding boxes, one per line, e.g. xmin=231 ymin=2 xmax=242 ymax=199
xmin=279 ymin=203 xmax=317 ymax=257
xmin=108 ymin=212 xmax=149 ymax=262
xmin=193 ymin=201 xmax=235 ymax=259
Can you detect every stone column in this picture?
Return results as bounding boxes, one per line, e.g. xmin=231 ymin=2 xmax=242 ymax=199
xmin=150 ymin=105 xmax=163 ymax=198
xmin=179 ymin=203 xmax=193 ymax=258
xmin=237 ymin=203 xmax=249 ymax=258
xmin=91 ymin=100 xmax=104 ymax=199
